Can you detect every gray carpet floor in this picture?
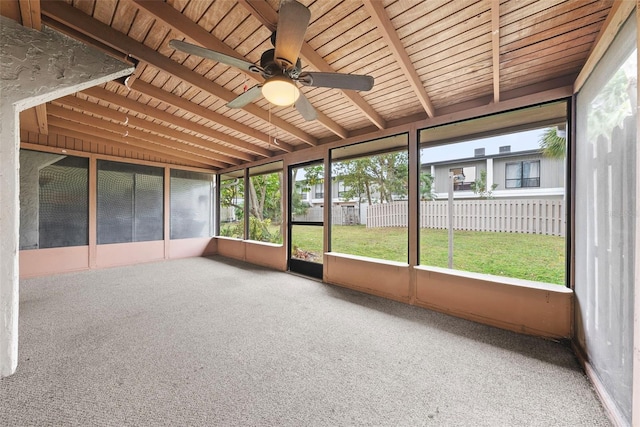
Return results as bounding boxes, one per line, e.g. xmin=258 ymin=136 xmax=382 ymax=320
xmin=1 ymin=256 xmax=610 ymax=426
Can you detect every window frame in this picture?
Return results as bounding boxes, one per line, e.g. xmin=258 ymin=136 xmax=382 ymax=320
xmin=505 ymin=160 xmax=540 ymax=189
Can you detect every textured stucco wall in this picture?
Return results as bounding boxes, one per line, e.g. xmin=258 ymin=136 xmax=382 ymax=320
xmin=0 ymin=16 xmax=133 ymax=377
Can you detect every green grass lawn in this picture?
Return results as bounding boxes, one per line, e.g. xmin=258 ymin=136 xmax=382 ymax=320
xmin=308 ymin=225 xmax=566 ymax=285
xmin=226 ymin=222 xmax=566 ymax=285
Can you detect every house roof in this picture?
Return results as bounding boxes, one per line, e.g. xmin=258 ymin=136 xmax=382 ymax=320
xmin=1 ymin=0 xmax=624 ymax=172
xmin=422 ymin=148 xmax=546 ymax=167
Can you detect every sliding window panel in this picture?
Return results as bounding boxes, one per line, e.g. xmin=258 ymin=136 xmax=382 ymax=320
xmin=170 ymin=170 xmax=214 ymax=239
xmin=97 ymin=160 xmax=163 ymax=244
xmin=219 ymin=171 xmax=245 ymax=239
xmin=19 ymin=150 xmax=89 ymax=250
xmin=248 ymin=162 xmax=283 ymax=244
xmin=330 ymin=134 xmax=409 ymax=263
xmin=418 ymin=102 xmax=567 ymax=285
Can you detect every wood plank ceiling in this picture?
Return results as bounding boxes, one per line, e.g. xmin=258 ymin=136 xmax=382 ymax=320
xmin=2 ymin=0 xmax=615 ymax=171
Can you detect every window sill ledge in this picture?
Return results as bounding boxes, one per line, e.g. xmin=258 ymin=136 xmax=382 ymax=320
xmin=414 ymin=265 xmax=571 ymax=293
xmin=326 ymin=252 xmax=409 ymax=268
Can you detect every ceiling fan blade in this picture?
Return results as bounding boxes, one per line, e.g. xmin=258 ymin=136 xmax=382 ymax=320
xmin=295 ymin=92 xmax=317 ymax=121
xmin=274 ymin=0 xmax=310 ymax=70
xmin=298 ymin=72 xmax=374 ymax=91
xmin=226 ymin=85 xmax=263 ymax=108
xmin=169 ymin=39 xmax=263 ymax=74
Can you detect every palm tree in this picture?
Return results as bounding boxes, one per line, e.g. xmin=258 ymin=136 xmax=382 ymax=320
xmin=539 ymin=127 xmax=566 ymax=159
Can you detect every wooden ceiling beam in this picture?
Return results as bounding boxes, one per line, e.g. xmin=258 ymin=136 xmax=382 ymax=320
xmin=33 ymin=104 xmax=48 ymax=134
xmin=491 ymin=0 xmax=500 ymax=103
xmin=74 ymin=87 xmax=259 ymax=161
xmin=238 ymin=0 xmax=384 ymax=133
xmin=47 ymin=108 xmax=231 ymax=168
xmin=123 ymin=60 xmax=147 ymax=90
xmin=574 ymin=0 xmax=635 ymax=93
xmin=48 ymin=120 xmax=221 ymax=169
xmin=131 ymin=0 xmax=263 ymax=87
xmin=18 ymin=0 xmax=40 ymax=29
xmin=362 ymin=0 xmax=436 ymax=118
xmin=53 ymin=95 xmax=255 ymax=163
xmin=129 ymin=79 xmax=292 ymax=154
xmin=40 ymin=0 xmax=317 ymax=147
xmin=41 ymin=14 xmax=131 ymax=63
xmin=43 ymin=128 xmax=213 ymax=169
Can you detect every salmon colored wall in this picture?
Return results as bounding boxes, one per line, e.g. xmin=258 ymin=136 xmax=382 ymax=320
xmin=321 ymin=253 xmax=571 ymax=339
xmin=95 ymin=241 xmax=165 ymax=268
xmin=325 ymin=253 xmax=411 ymax=303
xmin=215 ymin=237 xmax=286 ymax=271
xmin=169 ymin=238 xmax=217 ymax=259
xmin=20 ymin=246 xmax=89 ymax=278
xmin=216 ymin=237 xmax=245 ymax=260
xmin=414 ymin=266 xmax=572 ymax=338
xmin=245 ymin=241 xmax=287 ymax=271
xmin=20 ymin=238 xmax=218 ymax=278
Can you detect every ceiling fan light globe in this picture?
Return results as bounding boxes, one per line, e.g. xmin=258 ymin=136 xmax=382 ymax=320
xmin=262 ymin=76 xmax=300 ymax=106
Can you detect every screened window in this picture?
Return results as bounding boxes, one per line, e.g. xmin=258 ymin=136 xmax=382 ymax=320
xmin=337 ymin=181 xmax=349 ymax=198
xmin=97 ymin=160 xmax=164 ymax=244
xmin=248 ymin=162 xmax=283 ymax=244
xmin=505 ymin=161 xmax=540 ymax=188
xmin=19 ymin=150 xmax=89 ymax=249
xmin=419 ymin=102 xmax=567 ymax=285
xmin=313 ymin=183 xmax=324 ymax=199
xmin=574 ymin=13 xmax=636 ymax=423
xmin=220 ymin=171 xmax=244 ymax=239
xmin=170 ymin=170 xmax=214 ymax=239
xmin=330 ymin=134 xmax=409 ymax=262
xmin=450 ymin=166 xmax=476 ymax=191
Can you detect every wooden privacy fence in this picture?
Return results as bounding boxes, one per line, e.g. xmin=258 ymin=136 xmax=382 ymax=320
xmin=293 ymin=206 xmax=360 ymax=225
xmin=367 ymin=199 xmax=565 ymax=237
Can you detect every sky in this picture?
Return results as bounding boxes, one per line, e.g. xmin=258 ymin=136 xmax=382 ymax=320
xmin=294 ymin=127 xmax=552 ymax=181
xmin=420 ymin=128 xmax=547 ymax=163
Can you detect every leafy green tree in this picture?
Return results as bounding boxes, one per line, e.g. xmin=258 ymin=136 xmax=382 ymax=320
xmin=420 ymin=172 xmax=435 ymax=201
xmin=291 ymin=184 xmax=310 ymax=216
xmin=333 ymin=158 xmax=375 ymax=204
xmin=249 ymin=172 xmax=281 ymax=222
xmin=470 ymin=169 xmax=497 ymax=199
xmin=220 ymin=178 xmax=244 ymax=221
xmin=304 ymin=164 xmax=324 ymax=187
xmin=248 ymin=172 xmax=283 ymax=242
xmin=333 ymin=151 xmax=408 ymax=204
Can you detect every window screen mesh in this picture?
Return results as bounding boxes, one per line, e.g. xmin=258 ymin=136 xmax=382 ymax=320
xmin=38 ymin=155 xmax=89 ymax=249
xmin=170 ymin=170 xmax=213 ymax=239
xmin=574 ymin=14 xmax=636 ymax=424
xmin=19 ymin=150 xmax=89 ymax=250
xmin=97 ymin=160 xmax=163 ymax=244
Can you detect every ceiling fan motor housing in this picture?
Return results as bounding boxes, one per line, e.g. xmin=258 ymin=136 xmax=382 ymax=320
xmin=260 ymin=48 xmax=302 ymax=78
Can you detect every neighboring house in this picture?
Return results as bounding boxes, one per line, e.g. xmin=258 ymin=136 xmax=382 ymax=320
xmin=294 ymin=178 xmax=366 ymax=225
xmin=296 ymin=179 xmax=359 ymax=207
xmin=421 ymin=146 xmax=565 ymax=200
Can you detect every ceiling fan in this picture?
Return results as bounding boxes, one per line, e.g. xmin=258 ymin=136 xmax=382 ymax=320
xmin=168 ymin=0 xmax=374 ymax=121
